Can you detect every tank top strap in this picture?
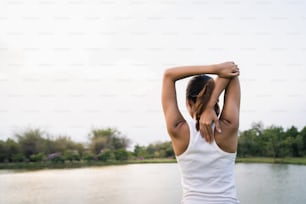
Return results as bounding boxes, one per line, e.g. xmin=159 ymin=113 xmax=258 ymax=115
xmin=186 ymin=119 xmax=197 ymax=146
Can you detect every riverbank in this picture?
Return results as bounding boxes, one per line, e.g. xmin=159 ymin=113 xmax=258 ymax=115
xmin=1 ymin=157 xmax=306 ymax=170
xmin=236 ymin=157 xmax=306 ymax=165
xmin=0 ymin=158 xmax=177 ymax=170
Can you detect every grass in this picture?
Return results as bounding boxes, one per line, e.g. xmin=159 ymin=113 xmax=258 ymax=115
xmin=236 ymin=157 xmax=306 ymax=165
xmin=2 ymin=157 xmax=306 ymax=170
xmin=0 ymin=158 xmax=177 ymax=170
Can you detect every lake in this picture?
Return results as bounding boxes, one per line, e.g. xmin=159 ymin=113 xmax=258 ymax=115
xmin=0 ymin=163 xmax=306 ymax=204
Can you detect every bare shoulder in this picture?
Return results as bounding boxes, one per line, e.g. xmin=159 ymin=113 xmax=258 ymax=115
xmin=169 ymin=121 xmax=191 ymax=156
xmin=214 ymin=120 xmax=239 ymax=153
xmin=214 ymin=76 xmax=240 ymax=153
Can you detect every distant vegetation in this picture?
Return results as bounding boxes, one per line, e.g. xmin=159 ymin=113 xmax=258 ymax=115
xmin=0 ymin=127 xmax=174 ymax=165
xmin=238 ymin=122 xmax=306 ymax=158
xmin=1 ymin=122 xmax=306 ymax=168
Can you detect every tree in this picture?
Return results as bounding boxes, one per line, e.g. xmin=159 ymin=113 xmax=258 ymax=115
xmin=30 ymin=153 xmax=46 ymax=162
xmin=15 ymin=128 xmax=47 ymax=159
xmin=238 ymin=129 xmax=258 ymax=157
xmin=0 ymin=140 xmax=7 ymax=162
xmin=299 ymin=126 xmax=306 ymax=156
xmin=134 ymin=145 xmax=148 ymax=159
xmin=89 ymin=128 xmax=130 ymax=154
xmin=145 ymin=141 xmax=175 ymax=159
xmin=64 ymin=150 xmax=81 ymax=161
xmin=262 ymin=126 xmax=285 ymax=158
xmin=251 ymin=121 xmax=264 ymax=135
xmin=82 ymin=151 xmax=95 ymax=161
xmin=51 ymin=136 xmax=84 ymax=155
xmin=282 ymin=126 xmax=300 ymax=157
xmin=97 ymin=149 xmax=115 ymax=162
xmin=4 ymin=139 xmax=22 ymax=162
xmin=114 ymin=149 xmax=129 ymax=161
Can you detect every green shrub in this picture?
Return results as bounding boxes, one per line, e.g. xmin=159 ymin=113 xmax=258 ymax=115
xmin=114 ymin=149 xmax=129 ymax=161
xmin=82 ymin=152 xmax=95 ymax=161
xmin=30 ymin=153 xmax=45 ymax=162
xmin=97 ymin=149 xmax=115 ymax=162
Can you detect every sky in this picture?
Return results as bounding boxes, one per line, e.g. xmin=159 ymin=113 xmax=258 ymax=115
xmin=0 ymin=0 xmax=306 ymax=148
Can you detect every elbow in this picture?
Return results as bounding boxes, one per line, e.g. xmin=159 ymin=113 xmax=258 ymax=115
xmin=232 ymin=120 xmax=240 ymax=132
xmin=228 ymin=119 xmax=239 ymax=133
xmin=222 ymin=117 xmax=239 ymax=133
xmin=163 ymin=69 xmax=171 ymax=79
xmin=163 ymin=68 xmax=176 ymax=81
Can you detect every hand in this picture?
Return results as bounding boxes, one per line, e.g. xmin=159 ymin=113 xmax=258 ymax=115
xmin=215 ymin=61 xmax=240 ymax=78
xmin=199 ymin=107 xmax=222 ymax=143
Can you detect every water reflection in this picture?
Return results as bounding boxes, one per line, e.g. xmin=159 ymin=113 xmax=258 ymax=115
xmin=0 ymin=164 xmax=182 ymax=204
xmin=1 ymin=163 xmax=306 ymax=204
xmin=235 ymin=163 xmax=306 ymax=204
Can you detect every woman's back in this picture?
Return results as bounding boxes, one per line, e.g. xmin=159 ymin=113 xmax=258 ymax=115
xmin=161 ymin=62 xmax=241 ymax=203
xmin=176 ymin=119 xmax=239 ymax=204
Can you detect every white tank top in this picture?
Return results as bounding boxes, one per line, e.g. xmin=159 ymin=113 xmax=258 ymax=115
xmin=176 ymin=119 xmax=240 ymax=204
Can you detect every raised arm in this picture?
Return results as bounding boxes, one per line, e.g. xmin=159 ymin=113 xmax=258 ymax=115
xmin=199 ymin=77 xmax=232 ymax=142
xmin=161 ymin=61 xmax=239 ymax=138
xmin=219 ymin=76 xmax=241 ymax=134
xmin=200 ymin=75 xmax=241 ymax=152
xmin=161 ymin=64 xmax=217 ymax=138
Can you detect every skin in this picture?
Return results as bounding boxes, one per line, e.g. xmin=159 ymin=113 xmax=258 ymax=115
xmin=161 ymin=61 xmax=241 ymax=155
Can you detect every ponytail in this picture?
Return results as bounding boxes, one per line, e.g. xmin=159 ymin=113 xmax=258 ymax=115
xmin=186 ymin=75 xmax=220 ymax=131
xmin=194 ymin=79 xmax=215 ymax=131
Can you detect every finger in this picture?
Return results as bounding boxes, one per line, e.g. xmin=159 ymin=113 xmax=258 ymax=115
xmin=203 ymin=126 xmax=209 ymax=142
xmin=202 ymin=124 xmax=209 ymax=142
xmin=200 ymin=125 xmax=205 ymax=139
xmin=230 ymin=72 xmax=239 ymax=77
xmin=205 ymin=125 xmax=213 ymax=143
xmin=231 ymin=66 xmax=237 ymax=73
xmin=200 ymin=123 xmax=205 ymax=138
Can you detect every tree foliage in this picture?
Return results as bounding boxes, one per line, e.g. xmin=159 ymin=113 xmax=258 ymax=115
xmin=89 ymin=128 xmax=130 ymax=154
xmin=1 ymin=123 xmax=306 ymax=164
xmin=238 ymin=122 xmax=306 ymax=158
xmin=134 ymin=141 xmax=175 ymax=159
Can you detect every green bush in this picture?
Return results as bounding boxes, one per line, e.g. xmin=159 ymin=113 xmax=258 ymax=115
xmin=11 ymin=153 xmax=25 ymax=162
xmin=114 ymin=149 xmax=129 ymax=161
xmin=48 ymin=153 xmax=64 ymax=163
xmin=97 ymin=149 xmax=115 ymax=162
xmin=30 ymin=153 xmax=45 ymax=162
xmin=64 ymin=150 xmax=80 ymax=161
xmin=82 ymin=151 xmax=95 ymax=161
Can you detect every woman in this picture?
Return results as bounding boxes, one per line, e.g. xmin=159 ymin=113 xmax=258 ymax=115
xmin=161 ymin=61 xmax=241 ymax=204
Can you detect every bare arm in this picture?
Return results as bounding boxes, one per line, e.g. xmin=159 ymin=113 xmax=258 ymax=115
xmin=161 ymin=61 xmax=239 ymax=155
xmin=199 ymin=77 xmax=232 ymax=142
xmin=200 ymin=75 xmax=241 ymax=152
xmin=215 ymin=76 xmax=241 ymax=153
xmin=161 ymin=61 xmax=239 ymax=138
xmin=219 ymin=76 xmax=241 ymax=132
xmin=161 ymin=64 xmax=218 ymax=138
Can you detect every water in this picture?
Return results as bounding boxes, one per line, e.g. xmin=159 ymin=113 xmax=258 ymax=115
xmin=0 ymin=163 xmax=306 ymax=204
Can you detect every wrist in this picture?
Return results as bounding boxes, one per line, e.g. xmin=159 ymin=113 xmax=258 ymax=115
xmin=211 ymin=64 xmax=220 ymax=75
xmin=206 ymin=102 xmax=216 ymax=109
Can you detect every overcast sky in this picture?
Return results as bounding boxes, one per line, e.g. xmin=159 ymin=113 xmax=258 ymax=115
xmin=0 ymin=0 xmax=305 ymax=148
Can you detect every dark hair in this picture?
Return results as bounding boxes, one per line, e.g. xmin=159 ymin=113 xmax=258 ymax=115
xmin=186 ymin=74 xmax=220 ymax=131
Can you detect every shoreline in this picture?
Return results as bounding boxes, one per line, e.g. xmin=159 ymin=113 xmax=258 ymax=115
xmin=1 ymin=157 xmax=306 ymax=170
xmin=0 ymin=159 xmax=177 ymax=170
xmin=235 ymin=157 xmax=306 ymax=165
